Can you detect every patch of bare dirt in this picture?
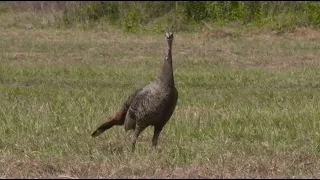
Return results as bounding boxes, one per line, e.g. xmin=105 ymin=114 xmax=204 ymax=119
xmin=264 ymin=55 xmax=320 ymax=69
xmin=1 ymin=30 xmax=20 ymax=36
xmin=1 ymin=152 xmax=320 ymax=178
xmin=289 ymin=27 xmax=320 ymax=38
xmin=6 ymin=52 xmax=45 ymax=62
xmin=201 ymin=29 xmax=235 ymax=39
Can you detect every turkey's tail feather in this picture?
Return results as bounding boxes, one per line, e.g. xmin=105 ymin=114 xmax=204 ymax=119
xmin=91 ymin=111 xmax=126 ymax=137
xmin=91 ymin=88 xmax=142 ymax=138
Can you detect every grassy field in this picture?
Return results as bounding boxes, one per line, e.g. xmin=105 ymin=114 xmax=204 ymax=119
xmin=0 ymin=26 xmax=320 ymax=178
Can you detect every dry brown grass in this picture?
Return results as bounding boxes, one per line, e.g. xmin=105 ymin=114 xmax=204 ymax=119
xmin=1 ymin=26 xmax=319 ymax=68
xmin=9 ymin=1 xmax=69 ymax=12
xmin=1 ymin=152 xmax=320 ymax=178
xmin=196 ymin=27 xmax=320 ymax=69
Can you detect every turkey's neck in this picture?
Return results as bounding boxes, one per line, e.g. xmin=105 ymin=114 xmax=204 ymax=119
xmin=158 ymin=46 xmax=174 ymax=87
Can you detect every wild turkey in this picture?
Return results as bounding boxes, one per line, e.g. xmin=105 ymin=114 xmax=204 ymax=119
xmin=91 ymin=32 xmax=178 ymax=152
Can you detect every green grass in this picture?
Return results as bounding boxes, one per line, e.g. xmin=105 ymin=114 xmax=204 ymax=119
xmin=0 ymin=27 xmax=320 ymax=178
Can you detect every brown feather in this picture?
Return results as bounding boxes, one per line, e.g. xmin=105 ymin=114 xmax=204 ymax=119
xmin=91 ymin=111 xmax=126 ymax=137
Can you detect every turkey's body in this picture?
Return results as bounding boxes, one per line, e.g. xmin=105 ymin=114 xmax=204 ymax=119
xmin=124 ymin=79 xmax=178 ymax=151
xmin=91 ymin=32 xmax=178 ymax=152
xmin=125 ymin=81 xmax=178 ymax=130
